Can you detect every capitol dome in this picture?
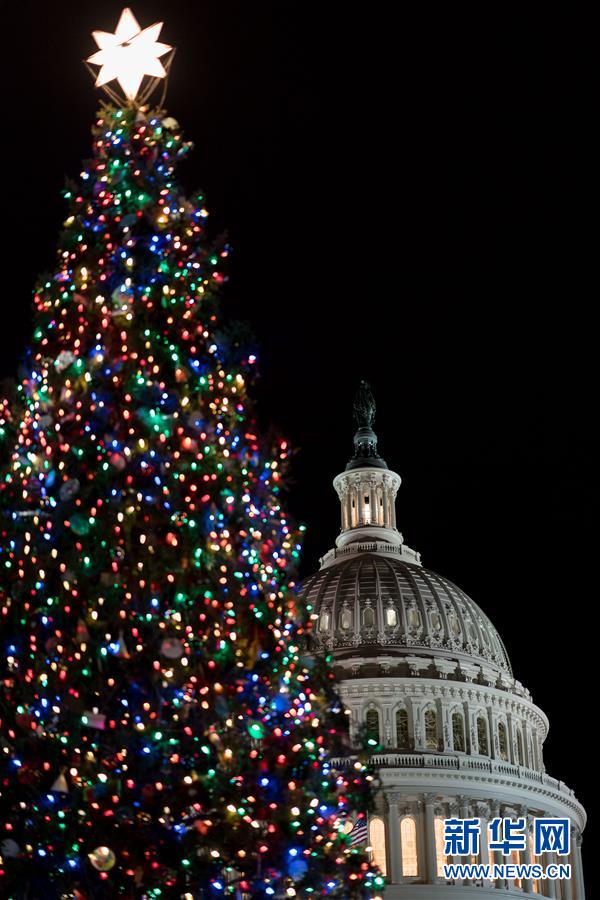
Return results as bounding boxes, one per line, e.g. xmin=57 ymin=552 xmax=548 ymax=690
xmin=303 ymin=552 xmax=512 ymax=675
xmin=301 ymin=381 xmax=586 ymax=898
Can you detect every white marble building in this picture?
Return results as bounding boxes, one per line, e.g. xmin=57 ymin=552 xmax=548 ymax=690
xmin=301 ymin=383 xmax=586 ymax=898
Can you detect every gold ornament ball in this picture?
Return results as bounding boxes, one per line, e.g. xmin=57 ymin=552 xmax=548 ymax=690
xmin=88 ymin=846 xmax=116 ymax=871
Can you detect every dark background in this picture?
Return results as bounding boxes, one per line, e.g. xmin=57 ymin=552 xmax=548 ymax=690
xmin=4 ymin=1 xmax=596 ymax=885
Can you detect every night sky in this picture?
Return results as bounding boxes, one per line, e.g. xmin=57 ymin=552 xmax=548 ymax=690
xmin=4 ymin=1 xmax=596 ymax=879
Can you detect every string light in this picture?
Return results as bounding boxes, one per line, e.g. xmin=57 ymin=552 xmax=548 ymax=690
xmin=0 ymin=104 xmax=381 ymax=896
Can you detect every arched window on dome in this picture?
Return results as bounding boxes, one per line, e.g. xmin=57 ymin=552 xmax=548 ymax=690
xmin=396 ymin=708 xmax=409 ymax=750
xmin=365 ymin=709 xmax=380 ymax=747
xmin=448 ymin=614 xmax=461 ymax=636
xmin=407 ymin=607 xmax=421 ymax=629
xmin=319 ymin=609 xmax=331 ymax=633
xmin=430 ymin=611 xmax=442 ymax=632
xmin=516 ymin=728 xmax=524 ymax=766
xmin=385 ymin=605 xmax=398 ymax=628
xmin=424 ymin=709 xmax=438 ymax=750
xmin=498 ymin=721 xmax=509 ymax=761
xmin=452 ymin=711 xmax=465 ymax=752
xmin=368 ymin=817 xmax=387 ymax=876
xmin=400 ymin=816 xmax=419 ymax=877
xmin=363 ymin=605 xmax=376 ymax=628
xmin=339 ymin=606 xmax=352 ymax=631
xmin=434 ymin=816 xmax=448 ymax=878
xmin=477 ymin=715 xmax=489 ymax=755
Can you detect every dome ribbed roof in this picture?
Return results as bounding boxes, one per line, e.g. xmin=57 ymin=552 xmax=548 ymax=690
xmin=301 ymin=553 xmax=511 ymax=674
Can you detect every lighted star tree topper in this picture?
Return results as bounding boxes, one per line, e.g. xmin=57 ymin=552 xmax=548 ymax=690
xmin=0 ymin=10 xmax=383 ymax=899
xmin=86 ymin=7 xmax=174 ymax=105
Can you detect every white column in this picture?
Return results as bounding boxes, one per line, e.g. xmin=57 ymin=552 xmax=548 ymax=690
xmin=545 ymin=852 xmax=557 ymax=898
xmin=383 ymin=705 xmax=392 ymax=748
xmin=411 ymin=701 xmax=423 ymax=750
xmin=563 ymin=860 xmax=574 ymax=900
xmin=507 ymin=712 xmax=515 ymax=764
xmin=489 ymin=801 xmax=503 ymax=890
xmin=443 ymin=705 xmax=452 ymax=751
xmin=522 ymin=721 xmax=531 ymax=768
xmin=476 ymin=802 xmax=490 ymax=869
xmin=343 ymin=487 xmax=351 ymax=531
xmin=416 ymin=800 xmax=427 ymax=881
xmin=424 ymin=793 xmax=438 ymax=883
xmin=351 ymin=484 xmax=359 ymax=526
xmin=465 ymin=703 xmax=475 ymax=755
xmin=573 ymin=831 xmax=585 ymax=900
xmin=386 ymin=481 xmax=394 ymax=528
xmin=447 ymin=800 xmax=464 ymax=887
xmin=538 ymin=735 xmax=545 ymax=773
xmin=521 ymin=811 xmax=533 ymax=894
xmin=359 ymin=480 xmax=367 ymax=524
xmin=435 ymin=698 xmax=444 ymax=751
xmin=387 ymin=794 xmax=402 ymax=884
xmin=391 ymin=479 xmax=399 ymax=528
xmin=528 ymin=731 xmax=535 ymax=771
xmin=487 ymin=706 xmax=496 ymax=759
xmin=376 ymin=484 xmax=383 ymax=525
xmin=459 ymin=797 xmax=471 ymax=886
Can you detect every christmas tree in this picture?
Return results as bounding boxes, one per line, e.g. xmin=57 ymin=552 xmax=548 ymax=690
xmin=0 ymin=10 xmax=382 ymax=899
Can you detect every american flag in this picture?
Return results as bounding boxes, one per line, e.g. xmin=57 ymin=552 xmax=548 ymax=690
xmin=349 ymin=818 xmax=369 ymax=846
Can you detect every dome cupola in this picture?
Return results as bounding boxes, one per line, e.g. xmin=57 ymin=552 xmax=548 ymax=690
xmin=327 ymin=381 xmax=420 ymax=563
xmin=334 ymin=380 xmax=402 ymax=550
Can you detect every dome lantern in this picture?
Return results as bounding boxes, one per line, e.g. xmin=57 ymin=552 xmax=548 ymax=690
xmin=333 ymin=381 xmax=405 ymax=553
